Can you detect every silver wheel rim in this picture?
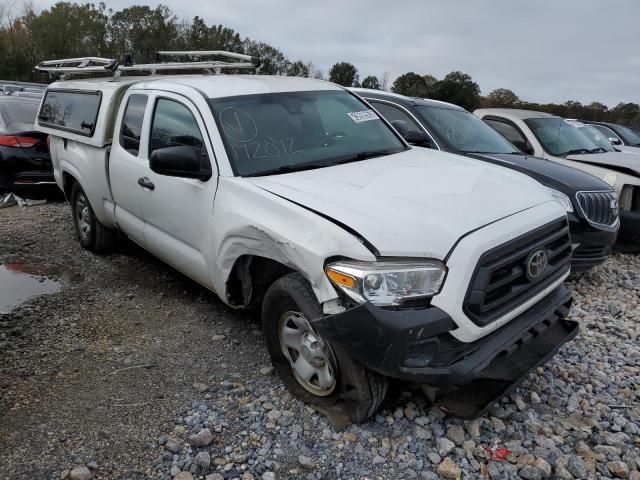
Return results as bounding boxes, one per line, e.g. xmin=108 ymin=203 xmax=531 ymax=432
xmin=75 ymin=194 xmax=91 ymax=240
xmin=279 ymin=311 xmax=336 ymax=396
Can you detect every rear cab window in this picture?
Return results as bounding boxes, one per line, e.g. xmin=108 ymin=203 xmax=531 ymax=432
xmin=38 ymin=90 xmax=102 ymax=136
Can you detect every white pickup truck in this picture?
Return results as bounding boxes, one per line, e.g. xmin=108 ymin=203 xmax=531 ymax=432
xmin=35 ymin=54 xmax=578 ymax=421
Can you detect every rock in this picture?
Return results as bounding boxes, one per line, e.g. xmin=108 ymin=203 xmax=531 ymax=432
xmin=194 ymin=451 xmax=211 ymax=470
xmin=260 ymin=366 xmax=275 ymax=375
xmin=192 ymin=382 xmax=208 ymax=392
xmin=61 ymin=470 xmax=70 ymax=479
xmin=436 ymin=437 xmax=455 ymax=457
xmin=189 ymin=428 xmax=214 ymax=447
xmin=548 ymin=394 xmax=563 ymax=408
xmin=530 ymin=391 xmax=541 ymax=404
xmin=170 ymin=465 xmax=181 ymax=476
xmin=211 ymin=334 xmax=226 ymax=341
xmin=205 ymin=475 xmax=224 ymax=480
xmin=436 ymin=457 xmax=461 ymax=479
xmin=566 ymin=455 xmax=588 ymax=479
xmin=298 ymin=455 xmax=316 ymax=469
xmin=174 ymin=473 xmax=193 ymax=480
xmin=466 ymin=419 xmax=480 ymax=438
xmin=534 ymin=457 xmax=552 ymax=478
xmin=241 ymin=473 xmax=255 ymax=480
xmin=415 ymin=425 xmax=431 ymax=440
xmin=69 ymin=467 xmax=92 ymax=480
xmin=372 ymin=455 xmax=385 ymax=465
xmin=517 ymin=454 xmax=536 ymax=470
xmin=519 ymin=465 xmax=542 ymax=480
xmin=607 ymin=461 xmax=630 ymax=479
xmin=261 ymin=473 xmax=276 ymax=480
xmin=85 ymin=462 xmax=98 ymax=471
xmin=164 ymin=438 xmax=181 ymax=453
xmin=446 ymin=425 xmax=465 ymax=446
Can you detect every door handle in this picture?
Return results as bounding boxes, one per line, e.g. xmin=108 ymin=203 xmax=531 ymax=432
xmin=137 ymin=177 xmax=155 ymax=190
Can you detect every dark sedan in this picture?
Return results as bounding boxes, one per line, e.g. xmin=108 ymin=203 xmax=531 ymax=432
xmin=585 ymin=120 xmax=640 ymax=148
xmin=0 ymin=96 xmax=53 ymax=193
xmin=351 ymin=88 xmax=619 ymax=271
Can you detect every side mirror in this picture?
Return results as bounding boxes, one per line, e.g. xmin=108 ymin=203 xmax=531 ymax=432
xmin=608 ymin=137 xmax=622 ymax=146
xmin=391 ymin=120 xmax=432 ymax=148
xmin=149 ymin=145 xmax=211 ymax=180
xmin=512 ymin=139 xmax=535 ymax=156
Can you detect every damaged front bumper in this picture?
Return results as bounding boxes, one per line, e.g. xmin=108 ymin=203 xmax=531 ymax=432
xmin=313 ymin=284 xmax=577 ymax=418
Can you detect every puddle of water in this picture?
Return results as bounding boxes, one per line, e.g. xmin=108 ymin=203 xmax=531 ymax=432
xmin=0 ymin=260 xmax=68 ymax=313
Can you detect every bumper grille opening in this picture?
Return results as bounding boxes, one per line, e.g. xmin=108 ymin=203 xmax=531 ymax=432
xmin=576 ymin=191 xmax=618 ymax=226
xmin=464 ymin=218 xmax=571 ymax=326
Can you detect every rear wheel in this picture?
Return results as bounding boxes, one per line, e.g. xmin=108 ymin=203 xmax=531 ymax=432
xmin=70 ymin=182 xmax=117 ymax=252
xmin=262 ymin=272 xmax=387 ymax=422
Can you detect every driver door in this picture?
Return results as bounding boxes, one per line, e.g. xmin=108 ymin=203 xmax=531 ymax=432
xmin=138 ymin=92 xmax=218 ymax=288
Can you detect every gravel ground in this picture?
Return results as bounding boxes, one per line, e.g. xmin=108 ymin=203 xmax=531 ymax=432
xmin=1 ymin=202 xmax=639 ymax=480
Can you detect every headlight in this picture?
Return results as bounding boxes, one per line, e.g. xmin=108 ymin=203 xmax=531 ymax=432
xmin=549 ymin=189 xmax=573 ymax=213
xmin=603 ymin=172 xmax=617 ymax=187
xmin=326 ymin=260 xmax=446 ymax=307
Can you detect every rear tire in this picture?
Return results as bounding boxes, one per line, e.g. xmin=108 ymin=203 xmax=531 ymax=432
xmin=70 ymin=182 xmax=117 ymax=253
xmin=262 ymin=272 xmax=387 ymax=422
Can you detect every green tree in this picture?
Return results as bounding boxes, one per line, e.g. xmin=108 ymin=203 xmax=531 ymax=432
xmin=243 ymin=40 xmax=289 ymax=75
xmin=391 ymin=72 xmax=429 ymax=97
xmin=109 ymin=5 xmax=177 ymax=62
xmin=361 ymin=75 xmax=380 ymax=89
xmin=329 ymin=62 xmax=359 ymax=87
xmin=484 ymin=88 xmax=519 ymax=107
xmin=611 ymin=102 xmax=640 ymax=125
xmin=286 ymin=60 xmax=309 ymax=77
xmin=432 ymin=71 xmax=481 ymax=110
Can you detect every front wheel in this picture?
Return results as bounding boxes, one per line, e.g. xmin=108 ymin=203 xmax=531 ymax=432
xmin=262 ymin=272 xmax=387 ymax=423
xmin=70 ymin=182 xmax=117 ymax=252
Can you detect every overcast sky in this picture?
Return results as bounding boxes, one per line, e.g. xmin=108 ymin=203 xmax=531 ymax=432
xmin=28 ymin=0 xmax=640 ymax=106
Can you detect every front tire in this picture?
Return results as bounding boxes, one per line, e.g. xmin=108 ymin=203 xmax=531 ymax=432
xmin=70 ymin=182 xmax=116 ymax=252
xmin=262 ymin=272 xmax=387 ymax=422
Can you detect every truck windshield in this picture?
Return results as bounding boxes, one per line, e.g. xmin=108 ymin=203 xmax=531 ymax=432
xmin=415 ymin=105 xmax=519 ymax=154
xmin=524 ymin=118 xmax=601 ymax=156
xmin=209 ymin=90 xmax=406 ymax=176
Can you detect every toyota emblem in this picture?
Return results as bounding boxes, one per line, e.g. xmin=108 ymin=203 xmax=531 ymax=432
xmin=526 ymin=249 xmax=548 ymax=281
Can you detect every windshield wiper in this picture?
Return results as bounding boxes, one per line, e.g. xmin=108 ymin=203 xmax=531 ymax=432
xmin=587 ymin=147 xmax=608 ymax=153
xmin=245 ymin=149 xmax=401 ymax=177
xmin=560 ymin=148 xmax=590 ymax=157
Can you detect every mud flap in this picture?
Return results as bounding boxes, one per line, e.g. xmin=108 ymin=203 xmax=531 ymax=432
xmin=433 ymin=318 xmax=579 ymax=419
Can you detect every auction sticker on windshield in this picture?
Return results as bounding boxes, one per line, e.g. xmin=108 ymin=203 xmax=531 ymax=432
xmin=347 ymin=110 xmax=379 ymax=123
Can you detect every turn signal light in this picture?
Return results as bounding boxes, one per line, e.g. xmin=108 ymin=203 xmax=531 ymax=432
xmin=326 ymin=269 xmax=357 ymax=289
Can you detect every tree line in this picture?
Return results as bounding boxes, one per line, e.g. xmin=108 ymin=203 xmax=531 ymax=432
xmin=1 ymin=2 xmax=637 ymax=127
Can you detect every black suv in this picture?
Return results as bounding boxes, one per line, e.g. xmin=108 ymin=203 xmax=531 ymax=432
xmin=352 ymin=89 xmax=619 ymax=270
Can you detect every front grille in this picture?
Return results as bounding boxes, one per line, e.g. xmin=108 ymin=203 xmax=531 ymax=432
xmin=464 ymin=218 xmax=572 ymax=327
xmin=576 ymin=191 xmax=618 ymax=226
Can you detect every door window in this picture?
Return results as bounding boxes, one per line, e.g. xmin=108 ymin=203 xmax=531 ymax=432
xmin=369 ymin=101 xmax=422 ymax=135
xmin=149 ymin=98 xmax=204 ymax=155
xmin=119 ymin=94 xmax=148 ymax=156
xmin=485 ymin=119 xmax=527 ymax=145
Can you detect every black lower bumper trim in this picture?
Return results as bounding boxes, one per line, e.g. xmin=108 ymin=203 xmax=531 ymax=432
xmin=435 ymin=317 xmax=578 ymax=418
xmin=314 ymin=285 xmax=576 ymax=418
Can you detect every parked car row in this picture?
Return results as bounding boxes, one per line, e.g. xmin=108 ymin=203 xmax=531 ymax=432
xmin=3 ymin=52 xmax=638 ymax=422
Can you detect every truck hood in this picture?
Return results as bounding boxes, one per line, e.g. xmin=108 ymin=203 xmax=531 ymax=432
xmin=246 ymin=148 xmax=553 ymax=259
xmin=567 ymin=151 xmax=640 ymax=177
xmin=466 ymin=152 xmax=611 ymax=193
